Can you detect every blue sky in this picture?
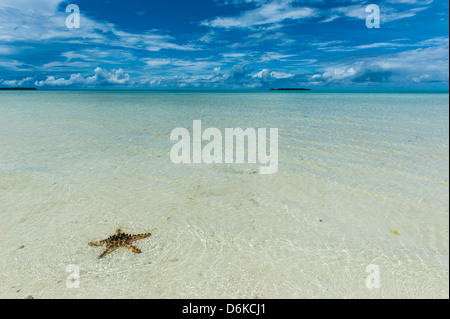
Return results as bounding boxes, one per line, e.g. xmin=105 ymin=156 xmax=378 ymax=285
xmin=0 ymin=0 xmax=448 ymax=89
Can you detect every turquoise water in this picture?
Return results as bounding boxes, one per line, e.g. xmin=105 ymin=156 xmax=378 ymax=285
xmin=0 ymin=91 xmax=448 ymax=298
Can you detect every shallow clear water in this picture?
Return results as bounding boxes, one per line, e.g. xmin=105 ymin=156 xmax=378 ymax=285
xmin=0 ymin=91 xmax=448 ymax=298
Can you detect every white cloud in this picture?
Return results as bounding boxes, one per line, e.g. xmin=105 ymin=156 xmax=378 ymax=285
xmin=33 ymin=65 xmax=227 ymax=88
xmin=143 ymin=58 xmax=222 ymax=73
xmin=312 ymin=36 xmax=449 ymax=52
xmin=0 ymin=45 xmax=19 ymax=55
xmin=354 ymin=42 xmax=407 ymax=49
xmin=0 ymin=59 xmax=31 ymax=71
xmin=0 ymin=1 xmax=196 ymax=53
xmin=34 ymin=67 xmax=135 ymax=87
xmin=213 ymin=0 xmax=268 ymax=6
xmin=144 ymin=59 xmax=173 ymax=67
xmin=0 ymin=0 xmax=62 ymax=14
xmin=252 ymin=69 xmax=294 ymax=79
xmin=201 ymin=0 xmax=316 ymax=29
xmin=259 ymin=52 xmax=296 ymax=62
xmin=222 ymin=53 xmax=247 ymax=58
xmin=323 ymin=2 xmax=431 ymax=24
xmin=1 ymin=76 xmax=33 ymax=87
xmin=207 ymin=0 xmax=433 ymax=29
xmin=311 ymin=43 xmax=449 ymax=85
xmin=385 ymin=0 xmax=433 ymax=4
xmin=28 ymin=64 xmax=298 ymax=89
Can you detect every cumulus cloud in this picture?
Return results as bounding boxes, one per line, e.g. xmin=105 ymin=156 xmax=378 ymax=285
xmin=311 ymin=44 xmax=449 ymax=86
xmin=34 ymin=67 xmax=135 ymax=87
xmin=0 ymin=76 xmax=33 ymax=87
xmin=252 ymin=68 xmax=294 ymax=79
xmin=27 ymin=64 xmax=300 ymax=89
xmin=224 ymin=64 xmax=299 ymax=87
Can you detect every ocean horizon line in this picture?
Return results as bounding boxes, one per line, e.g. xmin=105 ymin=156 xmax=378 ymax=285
xmin=1 ymin=88 xmax=448 ymax=94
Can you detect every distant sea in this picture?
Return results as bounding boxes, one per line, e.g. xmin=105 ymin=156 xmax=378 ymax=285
xmin=0 ymin=90 xmax=448 ymax=298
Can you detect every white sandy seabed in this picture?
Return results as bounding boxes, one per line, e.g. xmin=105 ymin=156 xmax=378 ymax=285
xmin=0 ymin=91 xmax=448 ymax=298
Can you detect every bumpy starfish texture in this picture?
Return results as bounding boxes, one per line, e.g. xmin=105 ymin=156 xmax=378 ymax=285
xmin=89 ymin=229 xmax=151 ymax=258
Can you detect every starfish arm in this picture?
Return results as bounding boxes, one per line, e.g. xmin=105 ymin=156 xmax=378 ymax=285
xmin=99 ymin=246 xmax=118 ymax=258
xmin=127 ymin=233 xmax=151 ymax=241
xmin=124 ymin=244 xmax=142 ymax=254
xmin=89 ymin=239 xmax=109 ymax=247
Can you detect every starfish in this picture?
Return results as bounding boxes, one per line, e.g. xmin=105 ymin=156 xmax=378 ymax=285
xmin=89 ymin=229 xmax=151 ymax=258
